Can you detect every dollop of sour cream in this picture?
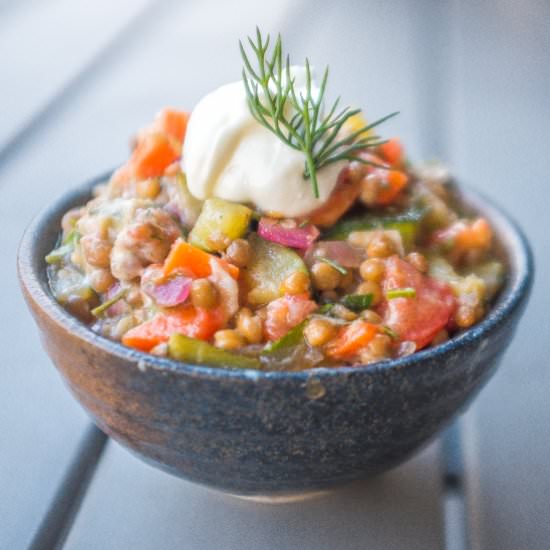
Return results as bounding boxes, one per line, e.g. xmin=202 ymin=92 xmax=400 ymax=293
xmin=182 ymin=67 xmax=344 ymax=217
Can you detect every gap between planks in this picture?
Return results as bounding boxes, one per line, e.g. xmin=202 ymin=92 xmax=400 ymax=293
xmin=27 ymin=425 xmax=108 ymax=550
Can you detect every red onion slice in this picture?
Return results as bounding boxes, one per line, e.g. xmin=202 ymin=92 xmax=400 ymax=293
xmin=147 ymin=275 xmax=192 ymax=307
xmin=258 ymin=218 xmax=320 ymax=249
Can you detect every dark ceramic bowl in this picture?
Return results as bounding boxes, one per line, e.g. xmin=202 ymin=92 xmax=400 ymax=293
xmin=18 ymin=173 xmax=533 ymax=497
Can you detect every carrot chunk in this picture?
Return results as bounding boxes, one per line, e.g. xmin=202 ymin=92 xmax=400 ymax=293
xmin=163 ymin=239 xmax=239 ymax=280
xmin=130 ymin=132 xmax=180 ymax=180
xmin=376 ymin=170 xmax=408 ymax=206
xmin=325 ymin=321 xmax=379 ymax=360
xmin=378 ymin=138 xmax=404 ymax=166
xmin=154 ymin=108 xmax=189 ymax=143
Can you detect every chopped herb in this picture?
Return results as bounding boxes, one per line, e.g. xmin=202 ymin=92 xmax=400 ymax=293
xmin=45 ymin=230 xmax=81 ymax=265
xmin=340 ymin=293 xmax=373 ymax=311
xmin=386 ymin=287 xmax=417 ymax=300
xmin=298 ymin=219 xmax=310 ymax=228
xmin=45 ymin=244 xmax=73 ymax=265
xmin=63 ymin=229 xmax=81 ymax=245
xmin=262 ymin=320 xmax=307 ymax=354
xmin=91 ymin=288 xmax=128 ymax=318
xmin=317 ymin=303 xmax=335 ymax=315
xmin=318 ymin=256 xmax=348 ymax=275
xmin=382 ymin=326 xmax=399 ymax=340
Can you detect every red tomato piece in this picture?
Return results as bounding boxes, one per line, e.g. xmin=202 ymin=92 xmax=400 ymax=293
xmin=264 ymin=294 xmax=318 ymax=341
xmin=379 ymin=256 xmax=456 ymax=349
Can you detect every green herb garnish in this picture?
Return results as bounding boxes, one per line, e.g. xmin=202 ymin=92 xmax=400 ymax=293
xmin=263 ymin=320 xmax=307 ymax=354
xmin=386 ymin=287 xmax=417 ymax=300
xmin=317 ymin=303 xmax=335 ymax=315
xmin=318 ymin=256 xmax=348 ymax=275
xmin=240 ymin=28 xmax=397 ymax=198
xmin=91 ymin=288 xmax=128 ymax=318
xmin=341 ymin=293 xmax=373 ymax=311
xmin=382 ymin=326 xmax=399 ymax=340
xmin=45 ymin=230 xmax=81 ymax=264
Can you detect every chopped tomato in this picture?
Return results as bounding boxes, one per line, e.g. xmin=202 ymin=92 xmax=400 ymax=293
xmin=378 ymin=138 xmax=404 ymax=166
xmin=264 ymin=294 xmax=318 ymax=341
xmin=325 ymin=321 xmax=379 ymax=360
xmin=379 ymin=256 xmax=456 ymax=349
xmin=163 ymin=239 xmax=239 ymax=280
xmin=130 ymin=131 xmax=181 ymax=180
xmin=153 ymin=108 xmax=189 ymax=144
xmin=122 ymin=305 xmax=224 ymax=351
xmin=308 ymin=167 xmax=361 ymax=227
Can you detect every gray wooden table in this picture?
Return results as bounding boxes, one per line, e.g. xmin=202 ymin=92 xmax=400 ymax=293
xmin=2 ymin=1 xmax=549 ymax=548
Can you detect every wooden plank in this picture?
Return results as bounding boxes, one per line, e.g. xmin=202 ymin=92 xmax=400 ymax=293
xmin=64 ymin=440 xmax=443 ymax=550
xmin=446 ymin=1 xmax=550 ymax=549
xmin=0 ymin=0 xmax=153 ymax=153
xmin=0 ymin=3 xmax=157 ymax=548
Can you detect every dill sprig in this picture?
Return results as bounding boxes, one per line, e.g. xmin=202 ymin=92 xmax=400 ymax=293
xmin=239 ymin=27 xmax=398 ymax=198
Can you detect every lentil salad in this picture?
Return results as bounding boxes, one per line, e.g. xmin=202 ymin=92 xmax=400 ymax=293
xmin=45 ymin=32 xmax=505 ymax=371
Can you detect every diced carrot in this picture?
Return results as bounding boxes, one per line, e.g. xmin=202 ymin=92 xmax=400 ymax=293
xmin=325 ymin=321 xmax=379 ymax=360
xmin=455 ymin=218 xmax=492 ymax=250
xmin=376 ymin=169 xmax=408 ymax=205
xmin=378 ymin=138 xmax=404 ymax=166
xmin=163 ymin=239 xmax=239 ymax=279
xmin=122 ymin=305 xmax=224 ymax=351
xmin=154 ymin=108 xmax=189 ymax=144
xmin=308 ymin=168 xmax=361 ymax=227
xmin=130 ymin=131 xmax=181 ymax=180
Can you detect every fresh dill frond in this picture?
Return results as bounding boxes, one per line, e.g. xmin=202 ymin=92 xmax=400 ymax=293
xmin=239 ymin=27 xmax=398 ymax=198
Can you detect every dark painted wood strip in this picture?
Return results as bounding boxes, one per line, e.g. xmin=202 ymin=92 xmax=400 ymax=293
xmin=27 ymin=426 xmax=108 ymax=550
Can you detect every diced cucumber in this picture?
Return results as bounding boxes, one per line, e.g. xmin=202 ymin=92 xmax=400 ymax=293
xmin=168 ymin=333 xmax=261 ymax=369
xmin=322 ymin=209 xmax=424 ymax=248
xmin=189 ymin=197 xmax=252 ymax=252
xmin=244 ymin=233 xmax=308 ymax=306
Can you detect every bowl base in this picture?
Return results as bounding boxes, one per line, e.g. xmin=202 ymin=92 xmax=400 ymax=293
xmin=224 ymin=489 xmax=332 ymax=504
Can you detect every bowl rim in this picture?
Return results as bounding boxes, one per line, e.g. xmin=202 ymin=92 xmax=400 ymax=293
xmin=18 ymin=171 xmax=534 ymax=382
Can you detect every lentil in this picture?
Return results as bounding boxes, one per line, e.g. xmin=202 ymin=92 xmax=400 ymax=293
xmin=359 ymin=258 xmax=385 ymax=282
xmin=304 ymin=318 xmax=337 ymax=347
xmin=191 ymin=279 xmax=219 ymax=309
xmin=356 ymin=281 xmax=382 ymax=306
xmin=311 ymin=261 xmax=341 ymax=291
xmin=236 ymin=308 xmax=263 ymax=344
xmin=281 ymin=271 xmax=310 ymax=295
xmin=214 ymin=329 xmax=244 ymax=350
xmin=225 ymin=238 xmax=251 ymax=267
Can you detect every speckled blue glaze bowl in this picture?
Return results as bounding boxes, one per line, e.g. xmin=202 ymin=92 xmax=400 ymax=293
xmin=18 ymin=173 xmax=533 ymax=497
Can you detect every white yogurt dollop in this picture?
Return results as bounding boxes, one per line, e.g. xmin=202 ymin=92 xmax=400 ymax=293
xmin=182 ymin=67 xmax=344 ymax=217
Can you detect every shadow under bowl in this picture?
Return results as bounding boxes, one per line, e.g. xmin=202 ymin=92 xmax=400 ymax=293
xmin=18 ymin=173 xmax=533 ymax=496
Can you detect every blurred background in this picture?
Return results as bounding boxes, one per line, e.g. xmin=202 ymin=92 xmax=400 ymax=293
xmin=1 ymin=1 xmax=549 ymax=549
